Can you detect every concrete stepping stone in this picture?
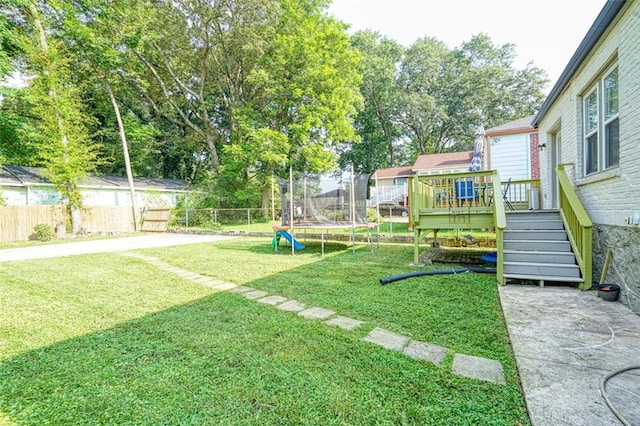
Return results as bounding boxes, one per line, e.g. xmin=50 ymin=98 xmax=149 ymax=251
xmin=192 ymin=278 xmax=236 ymax=291
xmin=403 ymin=340 xmax=448 ymax=366
xmin=177 ymin=272 xmax=201 ymax=279
xmin=193 ymin=276 xmax=215 ymax=284
xmin=324 ymin=316 xmax=363 ymax=330
xmin=298 ymin=307 xmax=335 ymax=320
xmin=276 ymin=300 xmax=306 ymax=312
xmin=163 ymin=267 xmax=184 ymax=273
xmin=209 ymin=282 xmax=238 ymax=291
xmin=451 ymin=353 xmax=505 ymax=384
xmin=229 ymin=286 xmax=255 ymax=294
xmin=363 ymin=327 xmax=409 ymax=350
xmin=243 ymin=290 xmax=269 ymax=300
xmin=257 ymin=295 xmax=288 ymax=305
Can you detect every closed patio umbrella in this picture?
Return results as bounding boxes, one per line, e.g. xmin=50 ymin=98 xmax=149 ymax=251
xmin=469 ymin=125 xmax=485 ymax=171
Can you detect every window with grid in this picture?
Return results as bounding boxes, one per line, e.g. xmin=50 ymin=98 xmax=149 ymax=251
xmin=582 ymin=65 xmax=619 ymax=176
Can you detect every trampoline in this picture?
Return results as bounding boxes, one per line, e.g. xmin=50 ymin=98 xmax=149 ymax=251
xmin=273 ymin=168 xmax=378 ymax=255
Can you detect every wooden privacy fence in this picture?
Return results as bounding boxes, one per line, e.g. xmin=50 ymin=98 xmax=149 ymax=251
xmin=141 ymin=208 xmax=172 ymax=232
xmin=0 ymin=206 xmax=137 ymax=242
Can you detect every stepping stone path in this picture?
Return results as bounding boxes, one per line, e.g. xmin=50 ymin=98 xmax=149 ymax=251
xmin=276 ymin=300 xmax=307 ymax=312
xmin=364 ymin=327 xmax=409 ymax=350
xmin=404 ymin=341 xmax=449 ymax=366
xmin=298 ymin=307 xmax=335 ymax=320
xmin=257 ymin=295 xmax=288 ymax=305
xmin=325 ymin=316 xmax=363 ymax=331
xmin=121 ymin=252 xmax=505 ymax=385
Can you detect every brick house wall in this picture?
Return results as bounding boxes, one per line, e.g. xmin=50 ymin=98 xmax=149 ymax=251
xmin=537 ymin=1 xmax=639 ymax=226
xmin=530 ymin=133 xmax=540 ymax=180
xmin=536 ymin=1 xmax=640 ymax=314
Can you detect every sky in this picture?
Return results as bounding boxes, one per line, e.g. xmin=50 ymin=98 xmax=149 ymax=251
xmin=327 ymin=0 xmax=608 ymax=93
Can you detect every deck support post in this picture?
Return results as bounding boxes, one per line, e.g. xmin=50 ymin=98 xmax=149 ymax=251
xmin=413 ymin=229 xmax=421 ymax=265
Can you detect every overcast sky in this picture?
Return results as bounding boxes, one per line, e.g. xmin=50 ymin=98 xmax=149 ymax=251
xmin=328 ymin=0 xmax=608 ymax=93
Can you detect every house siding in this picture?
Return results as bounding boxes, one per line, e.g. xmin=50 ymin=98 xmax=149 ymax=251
xmin=537 ymin=1 xmax=640 ymax=314
xmin=489 ymin=133 xmax=531 ymax=181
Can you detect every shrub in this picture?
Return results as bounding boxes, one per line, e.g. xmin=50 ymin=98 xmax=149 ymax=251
xmin=33 ymin=223 xmax=54 ymax=242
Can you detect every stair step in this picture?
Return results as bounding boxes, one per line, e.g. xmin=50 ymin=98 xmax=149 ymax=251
xmin=504 ymin=240 xmax=572 ymax=252
xmin=503 ymin=210 xmax=584 ymax=284
xmin=504 ymin=230 xmax=567 ymax=241
xmin=503 ymin=250 xmax=576 ymax=264
xmin=502 ymin=273 xmax=584 ymax=283
xmin=507 ymin=220 xmax=564 ymax=230
xmin=506 ymin=210 xmax=559 ymax=216
xmin=504 ymin=261 xmax=581 ymax=278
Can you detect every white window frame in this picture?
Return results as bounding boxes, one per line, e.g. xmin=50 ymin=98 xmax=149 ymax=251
xmin=582 ymin=64 xmax=619 ymax=176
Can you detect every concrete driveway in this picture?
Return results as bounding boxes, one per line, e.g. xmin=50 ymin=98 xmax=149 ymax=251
xmin=0 ymin=233 xmax=237 ymax=262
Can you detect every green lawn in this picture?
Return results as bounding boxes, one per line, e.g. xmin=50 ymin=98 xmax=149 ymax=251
xmin=0 ymin=237 xmax=528 ymax=425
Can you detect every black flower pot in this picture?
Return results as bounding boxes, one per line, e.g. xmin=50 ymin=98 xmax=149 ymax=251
xmin=595 ymin=284 xmax=620 ymax=302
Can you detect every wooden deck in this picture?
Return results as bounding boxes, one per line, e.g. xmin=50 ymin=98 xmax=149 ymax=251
xmin=409 ymin=168 xmax=593 ymax=290
xmin=408 ymin=171 xmax=542 ymax=284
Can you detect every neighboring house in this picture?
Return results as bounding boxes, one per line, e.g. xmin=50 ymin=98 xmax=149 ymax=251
xmin=372 ymin=166 xmax=413 ymax=187
xmin=372 ymin=152 xmax=475 ymax=206
xmin=370 ymin=166 xmax=412 ymax=206
xmin=533 ymin=0 xmax=638 ymax=313
xmin=0 ymin=165 xmax=190 ymax=207
xmin=485 ymin=115 xmax=540 ymax=182
xmin=412 ymin=151 xmax=474 ymax=175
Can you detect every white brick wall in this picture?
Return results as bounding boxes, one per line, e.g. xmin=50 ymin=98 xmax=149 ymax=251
xmin=538 ymin=1 xmax=640 ymax=227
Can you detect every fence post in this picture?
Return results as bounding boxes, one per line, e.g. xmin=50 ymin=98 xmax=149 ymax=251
xmin=247 ymin=209 xmax=251 ymax=233
xmin=185 ymin=209 xmax=189 ymax=228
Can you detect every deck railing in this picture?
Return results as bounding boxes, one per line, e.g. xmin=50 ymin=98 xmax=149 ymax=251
xmin=408 ymin=171 xmax=540 ymax=284
xmin=409 ymin=170 xmax=496 ymax=213
xmin=503 ymin=178 xmax=541 ymax=211
xmin=557 ymin=164 xmax=593 ymax=290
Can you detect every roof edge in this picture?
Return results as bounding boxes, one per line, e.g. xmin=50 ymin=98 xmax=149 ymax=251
xmin=2 ymin=165 xmax=26 ymax=184
xmin=485 ymin=128 xmax=536 ymax=137
xmin=532 ymin=0 xmax=626 ymax=127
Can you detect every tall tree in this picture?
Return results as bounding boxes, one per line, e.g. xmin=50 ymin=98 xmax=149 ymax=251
xmin=0 ymin=1 xmax=19 ymax=79
xmin=194 ymin=0 xmax=363 ymax=209
xmin=396 ymin=34 xmax=547 ymax=157
xmin=18 ymin=2 xmax=99 ymax=232
xmin=0 ymin=89 xmax=39 ymax=165
xmin=395 ymin=36 xmax=456 ymax=156
xmin=126 ymin=0 xmax=281 ymax=173
xmin=250 ymin=0 xmax=362 ymax=176
xmin=53 ymin=0 xmax=157 ymax=231
xmin=341 ymin=30 xmax=403 ymax=172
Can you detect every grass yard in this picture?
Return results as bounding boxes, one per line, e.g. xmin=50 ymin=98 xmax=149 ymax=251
xmin=0 ymin=237 xmax=529 ymax=425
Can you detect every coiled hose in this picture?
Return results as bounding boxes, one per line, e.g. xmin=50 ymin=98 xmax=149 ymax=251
xmin=600 ymin=365 xmax=640 ymax=426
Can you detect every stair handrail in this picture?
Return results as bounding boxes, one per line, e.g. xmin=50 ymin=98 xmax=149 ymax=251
xmin=492 ymin=171 xmax=506 ymax=284
xmin=370 ymin=184 xmax=407 ymax=206
xmin=557 ymin=164 xmax=593 ymax=290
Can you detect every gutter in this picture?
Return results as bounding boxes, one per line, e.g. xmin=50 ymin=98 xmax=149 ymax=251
xmin=532 ymin=0 xmax=626 ymax=127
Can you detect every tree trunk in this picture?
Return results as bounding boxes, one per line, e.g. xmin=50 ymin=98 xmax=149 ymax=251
xmin=106 ymin=82 xmax=140 ymax=231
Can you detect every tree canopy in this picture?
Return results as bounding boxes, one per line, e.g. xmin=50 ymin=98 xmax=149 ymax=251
xmin=345 ymin=31 xmax=547 ymax=174
xmin=0 ymin=1 xmax=548 ymax=211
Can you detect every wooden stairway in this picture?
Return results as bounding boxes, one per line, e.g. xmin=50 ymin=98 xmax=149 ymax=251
xmin=503 ymin=210 xmax=583 ymax=286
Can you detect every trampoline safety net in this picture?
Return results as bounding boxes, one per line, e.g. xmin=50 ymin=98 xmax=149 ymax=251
xmin=277 ymin=172 xmax=371 ymax=226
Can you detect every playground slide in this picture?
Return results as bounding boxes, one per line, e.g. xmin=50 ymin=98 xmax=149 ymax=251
xmin=276 ymin=230 xmax=305 ymax=250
